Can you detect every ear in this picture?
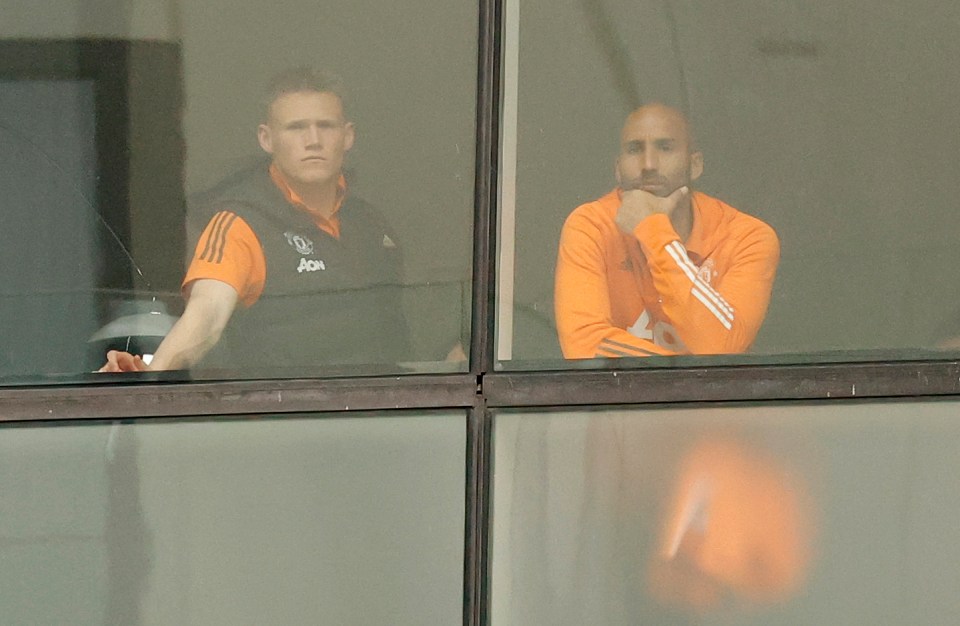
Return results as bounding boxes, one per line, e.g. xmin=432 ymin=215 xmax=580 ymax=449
xmin=257 ymin=123 xmax=273 ymax=154
xmin=343 ymin=121 xmax=356 ymax=152
xmin=614 ymin=156 xmax=622 ymax=185
xmin=689 ymin=151 xmax=704 ymax=182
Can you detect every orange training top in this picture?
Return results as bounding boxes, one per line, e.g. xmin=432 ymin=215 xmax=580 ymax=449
xmin=554 ymin=189 xmax=779 ymax=358
xmin=182 ymin=165 xmax=347 ymax=307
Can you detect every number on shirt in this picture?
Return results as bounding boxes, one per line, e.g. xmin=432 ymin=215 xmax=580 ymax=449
xmin=627 ymin=310 xmax=687 ymax=352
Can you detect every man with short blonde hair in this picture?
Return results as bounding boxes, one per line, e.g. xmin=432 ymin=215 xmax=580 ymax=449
xmin=102 ymin=67 xmax=407 ymax=371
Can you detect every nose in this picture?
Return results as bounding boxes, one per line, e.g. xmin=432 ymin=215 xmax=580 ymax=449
xmin=642 ymin=148 xmax=658 ymax=171
xmin=305 ymin=124 xmax=322 ymax=147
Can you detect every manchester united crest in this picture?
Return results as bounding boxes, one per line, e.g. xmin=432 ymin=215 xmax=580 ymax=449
xmin=696 ymin=258 xmax=716 ymax=285
xmin=284 ymin=231 xmax=314 ymax=256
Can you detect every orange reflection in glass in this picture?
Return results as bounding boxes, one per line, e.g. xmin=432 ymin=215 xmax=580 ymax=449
xmin=647 ymin=437 xmax=816 ymax=612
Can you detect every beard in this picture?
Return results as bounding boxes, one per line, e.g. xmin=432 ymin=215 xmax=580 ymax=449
xmin=620 ymin=165 xmax=693 ymax=198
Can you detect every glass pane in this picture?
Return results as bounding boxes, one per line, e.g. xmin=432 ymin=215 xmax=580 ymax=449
xmin=1 ymin=1 xmax=475 ymax=382
xmin=0 ymin=411 xmax=465 ymax=624
xmin=497 ymin=0 xmax=960 ymax=368
xmin=492 ymin=401 xmax=960 ymax=623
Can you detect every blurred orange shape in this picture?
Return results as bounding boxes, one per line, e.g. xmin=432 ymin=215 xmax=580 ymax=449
xmin=648 ymin=438 xmax=815 ymax=611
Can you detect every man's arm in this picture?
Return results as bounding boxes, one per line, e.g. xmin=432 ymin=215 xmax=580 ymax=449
xmin=631 ymin=205 xmax=779 ymax=354
xmin=100 ymin=279 xmax=239 ymax=371
xmin=555 ymin=205 xmax=678 ymax=359
xmin=100 ymin=208 xmax=263 ymax=372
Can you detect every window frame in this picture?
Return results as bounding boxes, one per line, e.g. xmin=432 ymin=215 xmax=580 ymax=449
xmin=2 ymin=2 xmax=960 ymax=626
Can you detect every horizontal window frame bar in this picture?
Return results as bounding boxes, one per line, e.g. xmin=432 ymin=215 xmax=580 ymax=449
xmin=3 ymin=359 xmax=960 ymax=423
xmin=482 ymin=360 xmax=960 ymax=408
xmin=0 ymin=374 xmax=479 ymax=422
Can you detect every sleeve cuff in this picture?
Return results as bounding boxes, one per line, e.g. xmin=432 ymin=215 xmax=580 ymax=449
xmin=633 ymin=213 xmax=680 ymax=254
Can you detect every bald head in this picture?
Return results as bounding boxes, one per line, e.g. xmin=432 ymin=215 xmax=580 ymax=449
xmin=622 ymin=103 xmax=696 ymax=151
xmin=615 ymin=103 xmax=703 ymax=197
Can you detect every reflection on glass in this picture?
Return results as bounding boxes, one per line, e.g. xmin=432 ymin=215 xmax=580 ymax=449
xmin=0 ymin=412 xmax=465 ymax=624
xmin=492 ymin=401 xmax=960 ymax=624
xmin=648 ymin=437 xmax=814 ymax=612
xmin=555 ymin=104 xmax=779 ymax=359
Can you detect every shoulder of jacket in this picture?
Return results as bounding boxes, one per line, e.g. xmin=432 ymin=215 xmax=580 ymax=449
xmin=189 ymin=165 xmax=272 ymax=223
xmin=343 ymin=195 xmax=397 ymax=233
xmin=565 ymin=190 xmax=618 ymax=227
xmin=701 ymin=193 xmax=778 ymax=243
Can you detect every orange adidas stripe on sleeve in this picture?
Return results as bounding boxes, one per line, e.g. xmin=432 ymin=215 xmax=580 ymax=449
xmin=182 ymin=211 xmax=266 ymax=307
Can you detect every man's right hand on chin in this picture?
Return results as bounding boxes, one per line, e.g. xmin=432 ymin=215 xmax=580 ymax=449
xmin=615 ymin=185 xmax=688 ymax=234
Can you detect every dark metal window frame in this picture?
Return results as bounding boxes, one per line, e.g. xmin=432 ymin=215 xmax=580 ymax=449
xmin=2 ymin=2 xmax=960 ymax=626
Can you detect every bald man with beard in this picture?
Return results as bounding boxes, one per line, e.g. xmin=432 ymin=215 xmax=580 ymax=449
xmin=555 ymin=103 xmax=780 ymax=359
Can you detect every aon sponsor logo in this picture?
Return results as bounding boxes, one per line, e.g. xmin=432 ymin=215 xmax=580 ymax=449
xmin=297 ymin=258 xmax=326 ymax=273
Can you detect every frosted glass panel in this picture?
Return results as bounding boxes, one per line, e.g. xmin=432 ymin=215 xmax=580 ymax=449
xmin=0 ymin=412 xmax=465 ymax=625
xmin=493 ymin=401 xmax=960 ymax=624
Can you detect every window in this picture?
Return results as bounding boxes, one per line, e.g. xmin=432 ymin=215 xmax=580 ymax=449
xmin=1 ymin=0 xmax=477 ymax=381
xmin=496 ymin=0 xmax=960 ymax=369
xmin=0 ymin=411 xmax=465 ymax=624
xmin=2 ymin=2 xmax=960 ymax=625
xmin=492 ymin=401 xmax=960 ymax=624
